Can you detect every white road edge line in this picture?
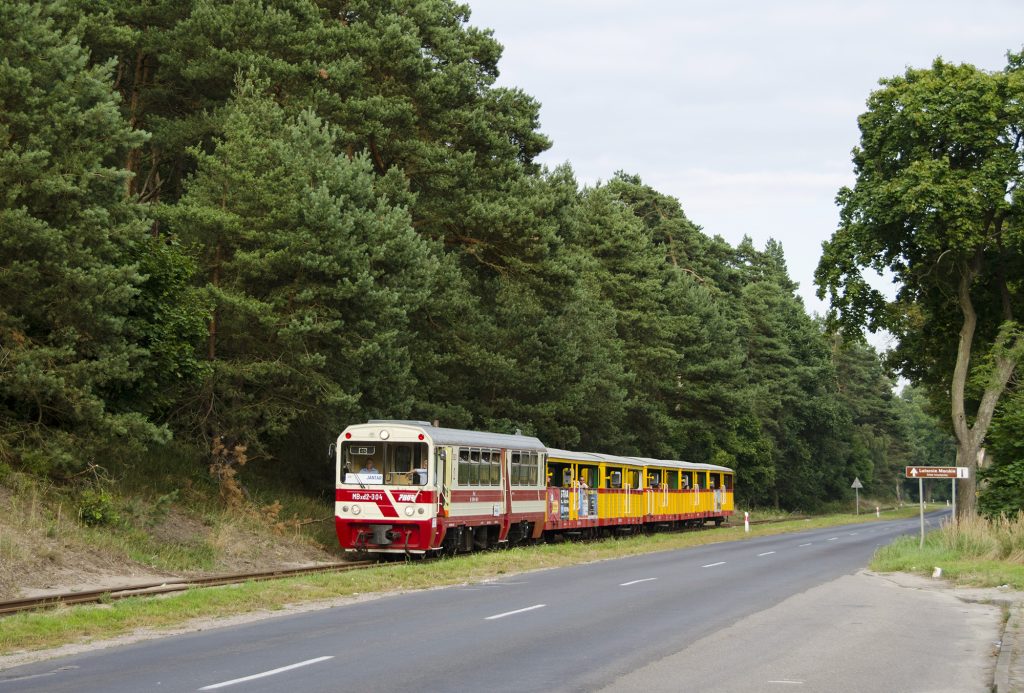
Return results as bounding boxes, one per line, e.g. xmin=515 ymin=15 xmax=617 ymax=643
xmin=199 ymin=656 xmax=334 ymax=690
xmin=702 ymin=562 xmax=726 ymax=568
xmin=758 ymin=551 xmax=776 ymax=557
xmin=485 ymin=604 xmax=546 ymax=620
xmin=620 ymin=578 xmax=658 ymax=586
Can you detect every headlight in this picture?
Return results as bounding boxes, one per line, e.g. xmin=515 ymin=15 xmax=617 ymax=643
xmin=404 ymin=506 xmax=415 ymax=517
xmin=352 ymin=505 xmax=361 ymax=515
xmin=341 ymin=505 xmax=350 ymax=512
xmin=417 ymin=508 xmax=425 ymax=515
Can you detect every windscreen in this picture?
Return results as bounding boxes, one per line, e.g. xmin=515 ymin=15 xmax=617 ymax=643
xmin=341 ymin=441 xmax=429 ymax=485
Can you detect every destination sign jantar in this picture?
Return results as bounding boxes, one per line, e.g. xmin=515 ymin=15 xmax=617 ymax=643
xmin=905 ymin=466 xmax=969 ymax=479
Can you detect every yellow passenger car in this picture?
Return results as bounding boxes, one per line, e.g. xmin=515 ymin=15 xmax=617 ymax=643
xmin=544 ymin=449 xmax=734 ymax=538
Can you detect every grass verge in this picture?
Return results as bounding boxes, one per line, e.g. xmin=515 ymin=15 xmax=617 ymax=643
xmin=870 ymin=513 xmax=1024 ymax=588
xmin=1 ymin=506 xmax=926 ymax=656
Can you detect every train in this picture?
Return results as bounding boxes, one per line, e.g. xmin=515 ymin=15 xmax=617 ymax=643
xmin=333 ymin=420 xmax=734 ymax=555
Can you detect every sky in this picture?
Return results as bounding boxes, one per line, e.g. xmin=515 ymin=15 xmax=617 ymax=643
xmin=465 ymin=0 xmax=1024 ymax=345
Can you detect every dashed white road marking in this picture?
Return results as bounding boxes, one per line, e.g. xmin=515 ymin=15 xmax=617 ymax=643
xmin=199 ymin=656 xmax=333 ymax=690
xmin=485 ymin=604 xmax=546 ymax=620
xmin=798 ymin=543 xmax=812 ymax=547
xmin=758 ymin=551 xmax=776 ymax=557
xmin=702 ymin=561 xmax=726 ymax=568
xmin=828 ymin=537 xmax=838 ymax=541
xmin=620 ymin=578 xmax=658 ymax=586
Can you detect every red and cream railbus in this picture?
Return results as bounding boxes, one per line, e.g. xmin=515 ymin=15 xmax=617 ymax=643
xmin=334 ymin=420 xmax=547 ymax=555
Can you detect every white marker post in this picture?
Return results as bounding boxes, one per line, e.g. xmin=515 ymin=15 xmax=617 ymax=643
xmin=918 ymin=477 xmax=924 ymax=548
xmin=744 ymin=511 xmax=750 ymax=533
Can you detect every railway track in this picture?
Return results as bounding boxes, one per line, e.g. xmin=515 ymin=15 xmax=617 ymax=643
xmin=0 ymin=561 xmax=375 ymax=618
xmin=0 ymin=513 xmax=847 ymax=618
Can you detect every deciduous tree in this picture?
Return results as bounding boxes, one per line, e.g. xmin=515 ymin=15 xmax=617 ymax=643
xmin=816 ymin=56 xmax=1024 ymax=516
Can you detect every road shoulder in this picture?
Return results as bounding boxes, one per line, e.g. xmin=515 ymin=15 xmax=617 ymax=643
xmin=600 ymin=570 xmax=1017 ymax=693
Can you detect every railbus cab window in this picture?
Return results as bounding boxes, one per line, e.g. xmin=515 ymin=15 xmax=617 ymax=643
xmin=341 ymin=441 xmax=428 ymax=485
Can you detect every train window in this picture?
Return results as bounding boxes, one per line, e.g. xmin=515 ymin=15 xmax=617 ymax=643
xmin=458 ymin=449 xmax=470 ymax=486
xmin=628 ymin=470 xmax=641 ymax=489
xmin=488 ymin=450 xmax=500 ymax=485
xmin=393 ymin=445 xmax=412 ymax=471
xmin=648 ymin=471 xmax=661 ymax=488
xmin=724 ymin=474 xmax=734 ymax=491
xmin=681 ymin=472 xmax=693 ymax=489
xmin=472 ymin=450 xmax=482 ymax=485
xmin=341 ymin=442 xmax=427 ymax=485
xmin=608 ymin=469 xmax=622 ymax=489
xmin=517 ymin=451 xmax=538 ymax=486
xmin=666 ymin=470 xmax=679 ymax=490
xmin=579 ymin=466 xmax=597 ymax=488
xmin=709 ymin=473 xmax=720 ymax=490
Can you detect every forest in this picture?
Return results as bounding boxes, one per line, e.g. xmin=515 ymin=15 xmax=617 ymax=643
xmin=7 ymin=0 xmax=1015 ymax=515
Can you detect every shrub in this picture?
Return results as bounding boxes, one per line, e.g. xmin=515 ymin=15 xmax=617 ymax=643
xmin=78 ymin=488 xmax=120 ymax=527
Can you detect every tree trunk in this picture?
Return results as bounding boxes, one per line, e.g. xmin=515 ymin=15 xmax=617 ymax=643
xmin=950 ymin=255 xmax=1019 ymax=519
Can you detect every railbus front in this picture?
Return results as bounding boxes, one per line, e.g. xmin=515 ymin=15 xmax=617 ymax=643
xmin=334 ymin=421 xmax=547 ymax=555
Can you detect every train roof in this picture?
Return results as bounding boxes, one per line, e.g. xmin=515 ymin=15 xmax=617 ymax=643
xmin=351 ymin=420 xmax=546 ymax=450
xmin=347 ymin=424 xmax=733 ymax=473
xmin=547 ymin=448 xmax=733 ymax=473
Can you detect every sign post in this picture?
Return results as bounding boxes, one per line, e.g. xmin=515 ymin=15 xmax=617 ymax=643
xmin=851 ymin=477 xmax=863 ymax=515
xmin=905 ymin=467 xmax=970 ymax=546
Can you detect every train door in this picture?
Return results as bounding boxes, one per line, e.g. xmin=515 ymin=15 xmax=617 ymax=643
xmin=500 ymin=449 xmax=512 ymax=540
xmin=605 ymin=466 xmax=623 ymax=521
xmin=436 ymin=446 xmax=451 ymax=516
xmin=645 ymin=469 xmax=657 ymax=516
xmin=578 ymin=466 xmax=598 ymax=519
xmin=710 ymin=472 xmax=724 ymax=512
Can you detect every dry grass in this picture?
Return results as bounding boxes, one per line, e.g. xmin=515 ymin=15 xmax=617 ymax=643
xmin=872 ymin=512 xmax=1024 ymax=587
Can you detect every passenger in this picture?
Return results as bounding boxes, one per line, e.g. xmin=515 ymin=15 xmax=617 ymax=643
xmin=414 ymin=459 xmax=427 ymax=485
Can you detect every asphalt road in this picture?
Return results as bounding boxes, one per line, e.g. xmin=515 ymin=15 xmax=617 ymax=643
xmin=0 ymin=512 xmax=954 ymax=693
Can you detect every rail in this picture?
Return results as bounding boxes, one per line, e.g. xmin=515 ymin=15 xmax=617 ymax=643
xmin=0 ymin=561 xmax=375 ymax=618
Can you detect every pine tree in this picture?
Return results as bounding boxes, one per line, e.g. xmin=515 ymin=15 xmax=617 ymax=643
xmin=0 ymin=0 xmax=174 ymax=474
xmin=162 ymin=75 xmax=435 ymax=455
